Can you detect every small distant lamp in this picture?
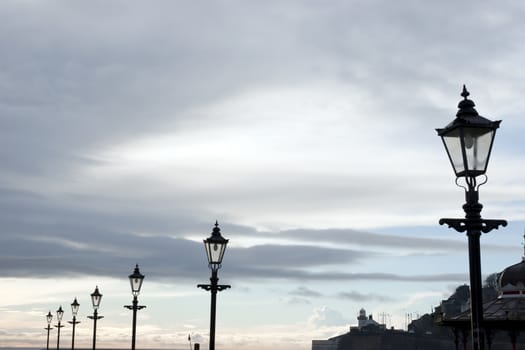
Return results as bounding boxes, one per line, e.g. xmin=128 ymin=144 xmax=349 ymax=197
xmin=91 ymin=286 xmax=102 ymax=310
xmin=55 ymin=306 xmax=65 ymax=350
xmin=125 ymin=264 xmax=146 ymax=350
xmin=88 ymin=286 xmax=104 ymax=350
xmin=204 ymin=221 xmax=229 ymax=272
xmin=129 ymin=264 xmax=145 ymax=297
xmin=45 ymin=311 xmax=53 ymax=350
xmin=69 ymin=298 xmax=80 ymax=350
xmin=198 ymin=221 xmax=231 ymax=350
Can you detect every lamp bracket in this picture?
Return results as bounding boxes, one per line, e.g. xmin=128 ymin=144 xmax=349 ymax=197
xmin=87 ymin=315 xmax=104 ymax=320
xmin=439 ymin=218 xmax=507 ymax=234
xmin=124 ymin=305 xmax=147 ymax=310
xmin=197 ymin=283 xmax=231 ymax=292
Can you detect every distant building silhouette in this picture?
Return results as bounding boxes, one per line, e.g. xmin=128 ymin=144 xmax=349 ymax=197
xmin=312 ymin=234 xmax=525 ymax=350
xmin=312 ymin=308 xmax=387 ymax=350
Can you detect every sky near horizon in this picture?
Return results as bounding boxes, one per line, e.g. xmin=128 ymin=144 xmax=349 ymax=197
xmin=2 ymin=1 xmax=525 ymax=350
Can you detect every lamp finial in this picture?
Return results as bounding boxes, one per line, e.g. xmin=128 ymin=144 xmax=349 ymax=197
xmin=461 ymin=85 xmax=470 ymax=99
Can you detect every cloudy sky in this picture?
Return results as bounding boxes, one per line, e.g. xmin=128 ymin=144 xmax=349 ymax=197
xmin=2 ymin=1 xmax=525 ymax=350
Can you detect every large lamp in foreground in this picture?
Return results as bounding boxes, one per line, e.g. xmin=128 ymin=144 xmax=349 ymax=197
xmin=437 ymin=85 xmax=507 ymax=350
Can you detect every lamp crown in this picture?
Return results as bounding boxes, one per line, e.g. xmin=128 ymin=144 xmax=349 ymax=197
xmin=213 ymin=220 xmax=221 ymax=236
xmin=457 ymin=85 xmax=479 ymax=119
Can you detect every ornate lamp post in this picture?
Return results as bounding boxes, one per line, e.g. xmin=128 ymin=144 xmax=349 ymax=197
xmin=87 ymin=286 xmax=103 ymax=350
xmin=55 ymin=306 xmax=65 ymax=350
xmin=124 ymin=264 xmax=146 ymax=350
xmin=437 ymin=85 xmax=507 ymax=350
xmin=197 ymin=221 xmax=230 ymax=350
xmin=45 ymin=311 xmax=53 ymax=350
xmin=68 ymin=298 xmax=80 ymax=350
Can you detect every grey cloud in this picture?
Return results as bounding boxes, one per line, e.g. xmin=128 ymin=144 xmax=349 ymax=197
xmin=337 ymin=291 xmax=394 ymax=302
xmin=227 ymin=266 xmax=467 ymax=283
xmin=0 ymin=188 xmax=468 ymax=284
xmin=0 ymin=0 xmax=522 ymax=290
xmin=226 ymin=244 xmax=366 ymax=269
xmin=286 ymin=297 xmax=312 ymax=305
xmin=244 ymin=227 xmax=512 ymax=253
xmin=289 ymin=286 xmax=322 ymax=298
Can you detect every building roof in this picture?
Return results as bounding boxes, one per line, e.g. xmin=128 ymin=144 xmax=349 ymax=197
xmin=439 ymin=233 xmax=525 ymax=330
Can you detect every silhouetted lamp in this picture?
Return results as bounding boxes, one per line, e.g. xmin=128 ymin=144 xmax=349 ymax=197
xmin=57 ymin=306 xmax=64 ymax=322
xmin=55 ymin=306 xmax=65 ymax=350
xmin=204 ymin=222 xmax=229 ymax=271
xmin=437 ymin=85 xmax=507 ymax=350
xmin=91 ymin=286 xmax=102 ymax=310
xmin=71 ymin=298 xmax=80 ymax=316
xmin=69 ymin=298 xmax=80 ymax=350
xmin=88 ymin=286 xmax=104 ymax=350
xmin=437 ymin=85 xmax=501 ymax=179
xmin=45 ymin=311 xmax=53 ymax=350
xmin=125 ymin=264 xmax=146 ymax=350
xmin=198 ymin=221 xmax=231 ymax=350
xmin=129 ymin=264 xmax=145 ymax=296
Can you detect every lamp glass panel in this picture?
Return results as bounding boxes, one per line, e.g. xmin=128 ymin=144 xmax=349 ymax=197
xmin=441 ymin=127 xmax=495 ymax=177
xmin=463 ymin=127 xmax=494 ymax=175
xmin=71 ymin=300 xmax=79 ymax=316
xmin=205 ymin=241 xmax=227 ymax=264
xmin=56 ymin=307 xmax=64 ymax=322
xmin=441 ymin=129 xmax=465 ymax=176
xmin=46 ymin=312 xmax=53 ymax=324
xmin=130 ymin=277 xmax=144 ymax=295
xmin=91 ymin=290 xmax=102 ymax=310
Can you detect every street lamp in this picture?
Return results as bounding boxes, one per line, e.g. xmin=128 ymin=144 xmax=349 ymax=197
xmin=55 ymin=306 xmax=65 ymax=350
xmin=68 ymin=298 xmax=80 ymax=350
xmin=87 ymin=286 xmax=104 ymax=350
xmin=125 ymin=264 xmax=146 ymax=350
xmin=45 ymin=311 xmax=53 ymax=350
xmin=436 ymin=85 xmax=507 ymax=350
xmin=197 ymin=221 xmax=231 ymax=350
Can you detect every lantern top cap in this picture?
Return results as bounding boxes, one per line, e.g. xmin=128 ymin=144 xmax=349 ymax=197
xmin=205 ymin=220 xmax=229 ymax=244
xmin=456 ymin=85 xmax=477 ymax=115
xmin=91 ymin=286 xmax=102 ymax=298
xmin=129 ymin=263 xmax=145 ymax=280
xmin=437 ymin=85 xmax=501 ymax=135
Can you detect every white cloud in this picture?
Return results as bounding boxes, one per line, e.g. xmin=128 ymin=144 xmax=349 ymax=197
xmin=308 ymin=306 xmax=348 ymax=328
